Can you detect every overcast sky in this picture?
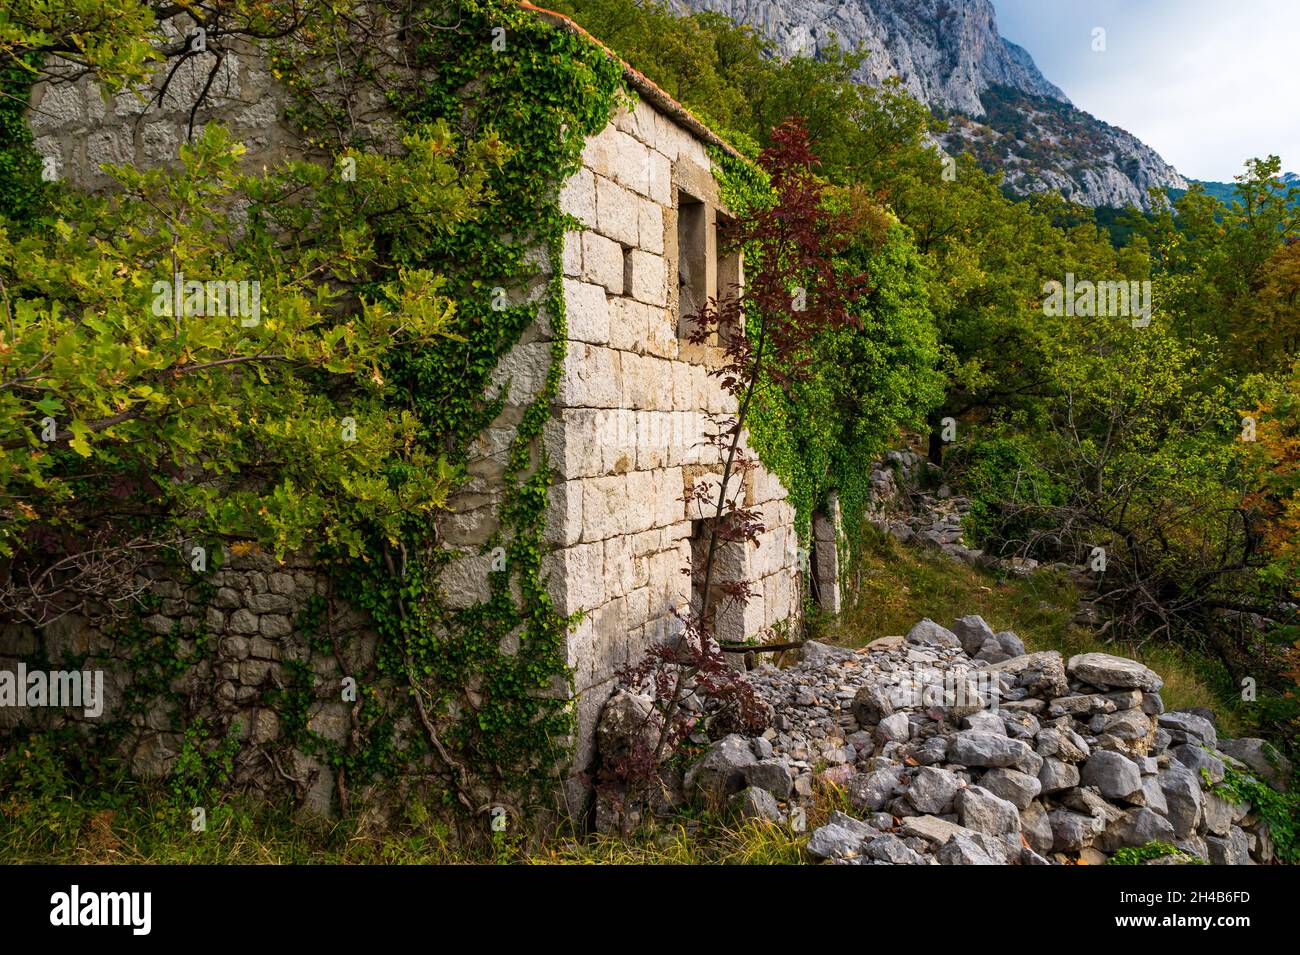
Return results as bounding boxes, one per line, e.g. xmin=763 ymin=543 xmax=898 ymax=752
xmin=990 ymin=0 xmax=1299 ymax=182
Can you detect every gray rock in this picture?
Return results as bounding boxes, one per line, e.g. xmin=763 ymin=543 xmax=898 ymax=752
xmin=1140 ymin=775 xmax=1168 ymax=815
xmin=1049 ymin=809 xmax=1105 ymax=852
xmin=1081 ymin=750 xmax=1143 ymax=801
xmin=949 ymin=730 xmax=1042 ymax=774
xmin=1021 ymin=801 xmax=1055 ymax=854
xmin=995 ymin=631 xmax=1027 ymax=657
xmin=1002 ymin=711 xmax=1041 ymax=742
xmin=876 ymin=711 xmax=911 ymax=744
xmin=1038 ymin=756 xmax=1080 ymax=794
xmin=730 ymin=786 xmax=782 ymax=823
xmin=1217 ymin=737 xmax=1291 ymax=791
xmin=987 ymin=651 xmax=1069 ymax=699
xmin=910 ymin=736 xmax=949 ymax=765
xmin=743 ymin=758 xmax=794 ymax=799
xmin=862 ymin=834 xmax=928 ymax=865
xmin=1036 ymin=726 xmax=1089 ymax=763
xmin=826 ymin=810 xmax=877 ymax=840
xmin=1098 ymin=808 xmax=1176 ymax=853
xmin=1058 ymin=786 xmax=1124 ymax=826
xmin=906 ymin=618 xmax=962 ymax=649
xmin=847 ymin=768 xmax=902 ymax=813
xmin=805 ymin=823 xmax=864 ymax=861
xmin=962 ymin=711 xmax=1006 ymax=735
xmin=979 ymin=767 xmax=1042 ymax=809
xmin=1067 ymin=652 xmax=1163 ymax=691
xmin=1159 ymin=762 xmax=1204 ymax=838
xmin=1172 ymin=744 xmax=1225 ymax=785
xmin=974 ymin=636 xmax=1013 ymax=664
xmin=1205 ymin=827 xmax=1250 ymax=865
xmin=1102 ymin=708 xmax=1154 ymax=743
xmin=952 ymin=614 xmax=996 ymax=655
xmin=684 ymin=734 xmax=756 ymax=804
xmin=956 ymin=785 xmax=1021 ymax=836
xmin=850 ymin=684 xmax=894 ymax=727
xmin=937 ymin=832 xmax=1000 ymax=865
xmin=596 ymin=690 xmax=660 ymax=761
xmin=1201 ymin=792 xmax=1233 ymax=837
xmin=1048 ymin=693 xmax=1118 ymax=718
xmin=799 ymin=641 xmax=855 ymax=666
xmin=906 ymin=765 xmax=962 ymax=814
xmin=1158 ymin=711 xmax=1218 ymax=749
xmin=899 ymin=814 xmax=976 ymax=846
xmin=1175 ymin=835 xmax=1209 ymax=862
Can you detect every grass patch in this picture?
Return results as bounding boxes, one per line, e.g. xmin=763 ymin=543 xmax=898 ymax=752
xmin=0 ymin=784 xmax=823 ymax=865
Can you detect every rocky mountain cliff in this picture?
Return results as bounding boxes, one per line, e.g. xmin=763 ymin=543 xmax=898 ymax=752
xmin=673 ymin=0 xmax=1188 ymax=209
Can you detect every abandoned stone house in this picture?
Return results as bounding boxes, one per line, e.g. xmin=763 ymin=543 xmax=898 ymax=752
xmin=5 ymin=5 xmax=844 ymax=812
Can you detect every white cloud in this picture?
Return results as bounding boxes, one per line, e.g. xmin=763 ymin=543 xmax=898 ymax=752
xmin=992 ymin=0 xmax=1300 ymax=181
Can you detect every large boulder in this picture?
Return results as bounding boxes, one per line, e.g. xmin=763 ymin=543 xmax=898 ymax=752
xmin=937 ymin=832 xmax=1000 ymax=865
xmin=863 ymin=834 xmax=928 ymax=865
xmin=1081 ymin=750 xmax=1143 ymax=801
xmin=1206 ymin=827 xmax=1250 ymax=865
xmin=1158 ymin=711 xmax=1218 ymax=749
xmin=743 ymin=758 xmax=794 ymax=799
xmin=684 ymin=734 xmax=756 ymax=804
xmin=952 ymin=614 xmax=996 ymax=655
xmin=850 ymin=684 xmax=895 ymax=727
xmin=906 ymin=766 xmax=963 ymax=814
xmin=1098 ymin=808 xmax=1176 ymax=853
xmin=847 ymin=768 xmax=902 ymax=813
xmin=1021 ymin=801 xmax=1055 ymax=854
xmin=956 ymin=786 xmax=1021 ymax=837
xmin=1158 ymin=762 xmax=1204 ymax=838
xmin=1067 ymin=652 xmax=1163 ymax=692
xmin=987 ymin=651 xmax=1069 ymax=699
xmin=1049 ymin=809 xmax=1105 ymax=852
xmin=949 ymin=730 xmax=1043 ymax=775
xmin=596 ymin=690 xmax=661 ymax=762
xmin=1036 ymin=726 xmax=1090 ymax=763
xmin=805 ymin=823 xmax=865 ymax=861
xmin=979 ymin=767 xmax=1042 ymax=810
xmin=730 ymin=786 xmax=782 ymax=823
xmin=1172 ymin=744 xmax=1225 ymax=785
xmin=906 ymin=618 xmax=962 ymax=649
xmin=1038 ymin=757 xmax=1081 ymax=794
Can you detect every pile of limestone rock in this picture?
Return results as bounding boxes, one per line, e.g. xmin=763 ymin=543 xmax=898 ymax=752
xmin=663 ymin=617 xmax=1290 ymax=864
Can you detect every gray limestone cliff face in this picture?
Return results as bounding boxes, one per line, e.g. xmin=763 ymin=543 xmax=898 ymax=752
xmin=675 ymin=0 xmax=1066 ymax=115
xmin=672 ymin=0 xmax=1188 ymax=208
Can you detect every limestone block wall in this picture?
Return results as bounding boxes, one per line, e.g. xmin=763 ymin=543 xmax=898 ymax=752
xmin=541 ymin=96 xmax=803 ymax=779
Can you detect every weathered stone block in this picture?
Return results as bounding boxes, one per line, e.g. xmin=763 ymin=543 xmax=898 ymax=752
xmin=564 ymin=278 xmax=610 ymax=344
xmin=595 ymin=175 xmax=640 ymax=246
xmin=625 ymin=250 xmax=667 ymax=306
xmin=581 ymin=231 xmax=624 ymax=294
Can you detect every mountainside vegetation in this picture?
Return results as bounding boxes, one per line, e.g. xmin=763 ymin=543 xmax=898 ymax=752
xmin=0 ymin=0 xmax=1296 ymax=855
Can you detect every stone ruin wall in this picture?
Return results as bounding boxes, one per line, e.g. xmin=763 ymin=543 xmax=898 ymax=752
xmin=547 ymin=97 xmax=805 ymax=782
xmin=3 ymin=31 xmax=815 ymax=813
